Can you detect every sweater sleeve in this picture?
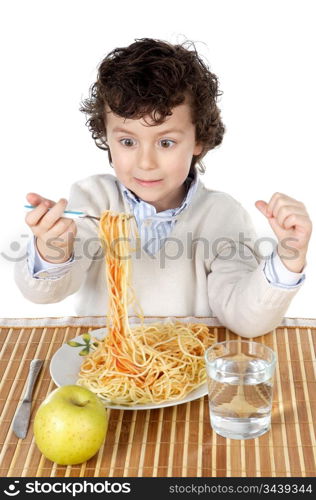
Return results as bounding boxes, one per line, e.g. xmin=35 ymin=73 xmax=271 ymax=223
xmin=207 ymin=200 xmax=304 ymax=338
xmin=14 ymin=181 xmax=102 ymax=304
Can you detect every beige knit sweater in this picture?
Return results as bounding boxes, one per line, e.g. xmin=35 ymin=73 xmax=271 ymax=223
xmin=14 ymin=173 xmax=304 ymax=337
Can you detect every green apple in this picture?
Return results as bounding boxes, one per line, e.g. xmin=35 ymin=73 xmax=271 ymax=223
xmin=33 ymin=385 xmax=108 ymax=465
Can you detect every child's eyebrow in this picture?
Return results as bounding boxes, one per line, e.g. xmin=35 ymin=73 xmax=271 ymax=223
xmin=112 ymin=127 xmax=185 ymax=136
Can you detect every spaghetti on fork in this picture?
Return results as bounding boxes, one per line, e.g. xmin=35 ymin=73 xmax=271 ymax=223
xmin=77 ymin=211 xmax=215 ymax=405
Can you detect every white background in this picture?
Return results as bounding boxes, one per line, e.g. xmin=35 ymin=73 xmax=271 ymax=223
xmin=0 ymin=0 xmax=315 ymax=318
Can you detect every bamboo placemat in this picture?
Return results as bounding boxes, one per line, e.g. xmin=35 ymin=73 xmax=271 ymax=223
xmin=0 ymin=321 xmax=315 ymax=477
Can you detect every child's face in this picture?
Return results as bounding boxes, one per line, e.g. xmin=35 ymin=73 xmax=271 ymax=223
xmin=106 ymin=102 xmax=203 ymax=212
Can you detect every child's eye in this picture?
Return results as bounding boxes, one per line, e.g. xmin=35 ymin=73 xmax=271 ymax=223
xmin=120 ymin=138 xmax=136 ymax=147
xmin=119 ymin=138 xmax=175 ymax=149
xmin=160 ymin=139 xmax=175 ymax=149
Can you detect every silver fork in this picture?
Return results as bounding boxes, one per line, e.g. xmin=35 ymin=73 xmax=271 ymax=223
xmin=24 ymin=205 xmax=100 ymax=221
xmin=24 ymin=205 xmax=133 ymax=222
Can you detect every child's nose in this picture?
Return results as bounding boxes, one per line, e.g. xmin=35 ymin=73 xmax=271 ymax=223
xmin=138 ymin=146 xmax=158 ymax=170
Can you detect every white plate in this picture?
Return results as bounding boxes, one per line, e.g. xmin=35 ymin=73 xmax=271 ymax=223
xmin=50 ymin=327 xmax=207 ymax=410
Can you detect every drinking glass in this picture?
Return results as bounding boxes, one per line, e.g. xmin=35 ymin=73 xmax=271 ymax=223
xmin=205 ymin=340 xmax=276 ymax=439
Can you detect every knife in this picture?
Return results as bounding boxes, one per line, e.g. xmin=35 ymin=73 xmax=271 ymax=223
xmin=12 ymin=359 xmax=43 ymax=439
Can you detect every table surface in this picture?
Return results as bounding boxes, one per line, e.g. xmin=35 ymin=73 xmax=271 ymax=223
xmin=0 ymin=317 xmax=315 ymax=478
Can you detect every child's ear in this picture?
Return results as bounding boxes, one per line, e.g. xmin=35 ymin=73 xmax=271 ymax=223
xmin=193 ymin=143 xmax=203 ymax=156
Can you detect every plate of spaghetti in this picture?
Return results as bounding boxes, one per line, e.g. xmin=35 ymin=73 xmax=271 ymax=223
xmin=50 ymin=210 xmax=216 ymax=409
xmin=50 ymin=322 xmax=212 ymax=410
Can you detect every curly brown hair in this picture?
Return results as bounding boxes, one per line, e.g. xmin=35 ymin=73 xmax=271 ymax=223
xmin=79 ymin=37 xmax=225 ymax=174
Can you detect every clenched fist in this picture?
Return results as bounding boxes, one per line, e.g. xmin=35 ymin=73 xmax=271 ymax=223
xmin=255 ymin=192 xmax=312 ymax=273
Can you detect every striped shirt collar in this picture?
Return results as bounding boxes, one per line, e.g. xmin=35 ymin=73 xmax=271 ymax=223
xmin=118 ymin=168 xmax=199 ymax=222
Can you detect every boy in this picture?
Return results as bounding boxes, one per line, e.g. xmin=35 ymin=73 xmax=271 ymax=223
xmin=15 ymin=38 xmax=312 ymax=337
